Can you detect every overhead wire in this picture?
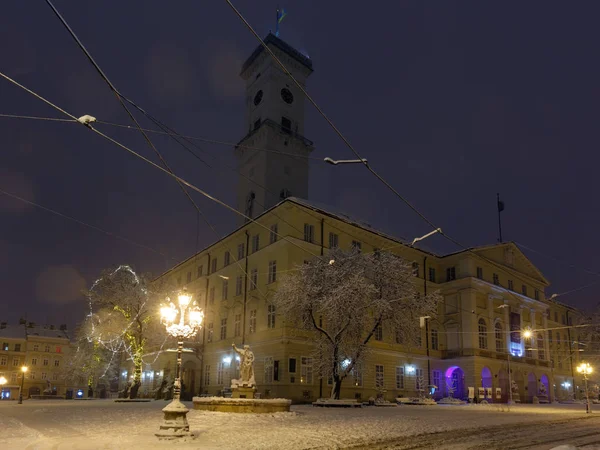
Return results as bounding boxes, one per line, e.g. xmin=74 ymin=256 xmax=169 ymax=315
xmin=0 ymin=188 xmax=173 ymax=259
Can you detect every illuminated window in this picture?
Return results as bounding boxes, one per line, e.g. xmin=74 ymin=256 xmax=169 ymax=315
xmin=352 ymin=366 xmax=362 ymax=387
xmin=301 ymin=357 xmax=313 ymax=384
xmin=1 ymin=343 xmax=7 ymax=351
xmin=55 ymin=346 xmax=61 ymax=353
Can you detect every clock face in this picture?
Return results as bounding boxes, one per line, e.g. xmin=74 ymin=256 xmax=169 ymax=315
xmin=281 ymin=88 xmax=294 ymax=104
xmin=253 ymin=90 xmax=263 ymax=106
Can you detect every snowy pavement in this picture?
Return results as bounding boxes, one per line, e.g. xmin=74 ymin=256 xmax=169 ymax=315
xmin=0 ymin=399 xmax=598 ymax=449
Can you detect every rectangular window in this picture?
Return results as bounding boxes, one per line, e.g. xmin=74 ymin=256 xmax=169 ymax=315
xmin=30 ymin=372 xmax=35 ymax=380
xmin=43 ymin=359 xmax=48 ymax=366
xmin=250 ymin=269 xmax=258 ymax=290
xmin=237 ymin=243 xmax=245 ymax=261
xmin=375 ymin=365 xmax=384 ymax=389
xmin=224 ymin=251 xmax=231 ymax=266
xmin=431 ymin=329 xmax=439 ymax=350
xmin=351 ymin=240 xmax=362 ymax=252
xmin=412 ymin=262 xmax=420 ymax=277
xmin=186 ymin=271 xmax=192 ymax=283
xmin=234 ymin=314 xmax=241 ymax=337
xmin=220 ymin=318 xmax=227 ymax=340
xmin=41 ymin=372 xmax=47 ymax=380
xmin=252 ymin=234 xmax=260 ymax=253
xmin=428 ymin=267 xmax=436 ymax=283
xmin=268 ymin=305 xmax=276 ymax=328
xmin=352 ymin=366 xmax=363 ymax=387
xmin=249 ymin=310 xmax=257 ymax=334
xmin=493 ymin=273 xmax=499 ymax=285
xmin=446 ymin=267 xmax=456 ymax=281
xmin=274 ymin=360 xmax=280 ymax=382
xmin=522 ymin=284 xmax=528 ymax=296
xmin=289 ymin=358 xmax=297 ymax=374
xmin=217 ymin=363 xmax=224 ymax=385
xmin=476 ymin=267 xmax=483 ymax=279
xmin=222 ymin=280 xmax=228 ymax=300
xmin=197 ymin=265 xmax=203 ymax=278
xmin=12 ymin=358 xmax=19 ymax=367
xmin=31 ymin=358 xmax=37 ymax=366
xmin=2 ymin=343 xmax=7 ymax=351
xmin=0 ymin=356 xmax=6 ymax=366
xmin=534 ymin=289 xmax=540 ymax=300
xmin=374 ymin=324 xmax=383 ymax=341
xmin=268 ymin=260 xmax=277 ymax=283
xmin=235 ymin=275 xmax=243 ymax=296
xmin=415 ymin=368 xmax=424 ymax=390
xmin=269 ymin=224 xmax=278 ymax=244
xmin=432 ymin=370 xmax=441 ymax=391
xmin=301 ymin=357 xmax=313 ymax=384
xmin=207 ymin=323 xmax=213 ymax=343
xmin=281 ymin=116 xmax=291 ymax=133
xmin=508 ymin=280 xmax=514 ymax=290
xmin=303 ymin=224 xmax=314 ymax=243
xmin=204 ymin=365 xmax=211 ymax=386
xmin=395 ymin=367 xmax=404 ymax=389
xmin=211 ymin=258 xmax=217 ymax=274
xmin=33 ymin=344 xmax=39 ymax=351
xmin=11 ymin=372 xmax=16 ymax=382
xmin=54 ymin=359 xmax=60 ymax=367
xmin=328 ymin=232 xmax=339 ymax=249
xmin=264 ymin=357 xmax=274 ymax=384
xmin=209 ymin=287 xmax=215 ymax=305
xmin=554 ymin=311 xmax=558 ymax=322
xmin=14 ymin=344 xmax=21 ymax=352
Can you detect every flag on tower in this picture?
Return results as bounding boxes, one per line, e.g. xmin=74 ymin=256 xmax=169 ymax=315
xmin=275 ymin=7 xmax=287 ymax=37
xmin=497 ymin=196 xmax=505 ymax=213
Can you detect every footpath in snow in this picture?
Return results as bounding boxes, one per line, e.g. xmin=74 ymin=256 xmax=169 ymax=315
xmin=0 ymin=399 xmax=592 ymax=449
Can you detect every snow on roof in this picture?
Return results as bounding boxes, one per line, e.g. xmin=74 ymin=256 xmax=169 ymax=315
xmin=26 ymin=326 xmax=70 ymax=340
xmin=0 ymin=325 xmax=26 ymax=340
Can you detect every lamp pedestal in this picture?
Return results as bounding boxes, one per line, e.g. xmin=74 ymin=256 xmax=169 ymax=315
xmin=155 ymin=399 xmax=193 ymax=440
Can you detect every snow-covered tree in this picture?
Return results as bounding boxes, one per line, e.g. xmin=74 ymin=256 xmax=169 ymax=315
xmin=273 ymin=249 xmax=440 ymax=399
xmin=83 ymin=265 xmax=166 ymax=398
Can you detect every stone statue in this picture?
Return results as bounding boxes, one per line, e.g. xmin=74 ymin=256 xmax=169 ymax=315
xmin=231 ymin=343 xmax=255 ymax=388
xmin=511 ymin=381 xmax=519 ymax=393
xmin=539 ymin=383 xmax=547 ymax=395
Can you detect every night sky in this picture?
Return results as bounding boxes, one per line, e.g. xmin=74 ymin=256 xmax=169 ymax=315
xmin=1 ymin=1 xmax=599 ymax=330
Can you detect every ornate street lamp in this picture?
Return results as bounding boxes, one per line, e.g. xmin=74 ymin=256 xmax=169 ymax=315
xmin=156 ymin=287 xmax=204 ymax=440
xmin=0 ymin=375 xmax=6 ymax=400
xmin=18 ymin=366 xmax=28 ymax=404
xmin=577 ymin=362 xmax=593 ymax=414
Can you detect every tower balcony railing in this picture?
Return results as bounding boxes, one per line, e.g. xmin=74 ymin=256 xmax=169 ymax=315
xmin=236 ymin=118 xmax=314 ymax=149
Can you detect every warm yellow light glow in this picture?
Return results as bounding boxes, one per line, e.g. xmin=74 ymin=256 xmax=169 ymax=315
xmin=21 ymin=366 xmax=28 ymax=373
xmin=178 ymin=290 xmax=192 ymax=307
xmin=160 ymin=305 xmax=177 ymax=324
xmin=0 ymin=376 xmax=6 ymax=385
xmin=522 ymin=329 xmax=532 ymax=339
xmin=577 ymin=362 xmax=593 ymax=375
xmin=189 ymin=309 xmax=203 ymax=326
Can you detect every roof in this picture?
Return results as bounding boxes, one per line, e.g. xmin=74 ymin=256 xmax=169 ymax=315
xmin=26 ymin=326 xmax=70 ymax=340
xmin=240 ymin=33 xmax=313 ymax=75
xmin=0 ymin=325 xmax=26 ymax=340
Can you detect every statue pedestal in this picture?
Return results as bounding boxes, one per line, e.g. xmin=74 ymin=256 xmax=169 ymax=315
xmin=232 ymin=386 xmax=256 ymax=399
xmin=537 ymin=394 xmax=549 ymax=404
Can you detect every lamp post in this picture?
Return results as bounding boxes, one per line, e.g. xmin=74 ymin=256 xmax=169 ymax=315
xmin=577 ymin=362 xmax=593 ymax=414
xmin=0 ymin=376 xmax=6 ymax=400
xmin=18 ymin=366 xmax=28 ymax=404
xmin=155 ymin=288 xmax=204 ymax=440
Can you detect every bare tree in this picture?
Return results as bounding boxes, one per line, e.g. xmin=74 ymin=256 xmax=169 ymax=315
xmin=273 ymin=249 xmax=440 ymax=399
xmin=84 ymin=265 xmax=165 ymax=398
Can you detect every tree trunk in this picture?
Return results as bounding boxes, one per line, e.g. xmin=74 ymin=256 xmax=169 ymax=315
xmin=332 ymin=378 xmax=342 ymax=399
xmin=130 ymin=347 xmax=143 ymax=399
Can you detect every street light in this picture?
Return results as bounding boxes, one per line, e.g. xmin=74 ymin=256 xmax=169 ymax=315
xmin=18 ymin=366 xmax=28 ymax=404
xmin=156 ymin=287 xmax=204 ymax=440
xmin=577 ymin=362 xmax=593 ymax=414
xmin=0 ymin=376 xmax=6 ymax=400
xmin=323 ymin=157 xmax=368 ymax=165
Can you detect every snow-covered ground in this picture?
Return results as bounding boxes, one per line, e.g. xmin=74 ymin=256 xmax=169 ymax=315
xmin=0 ymin=399 xmax=597 ymax=449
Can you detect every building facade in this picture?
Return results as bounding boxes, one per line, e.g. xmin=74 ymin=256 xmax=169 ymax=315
xmin=145 ymin=34 xmax=584 ymax=404
xmin=0 ymin=322 xmax=82 ymax=400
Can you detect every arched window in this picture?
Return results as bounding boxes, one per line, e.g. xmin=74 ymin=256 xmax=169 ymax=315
xmin=495 ymin=323 xmax=504 ymax=353
xmin=537 ymin=333 xmax=546 ymax=360
xmin=478 ymin=319 xmax=488 ymax=349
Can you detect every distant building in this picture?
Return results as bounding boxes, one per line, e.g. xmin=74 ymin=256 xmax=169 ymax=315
xmin=0 ymin=322 xmax=85 ymax=400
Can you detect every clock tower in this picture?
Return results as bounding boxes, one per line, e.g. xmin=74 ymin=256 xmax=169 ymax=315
xmin=235 ymin=33 xmax=314 ymax=223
